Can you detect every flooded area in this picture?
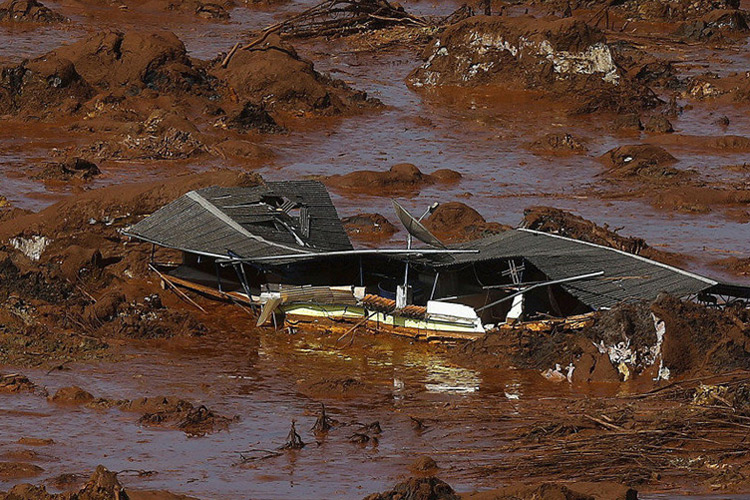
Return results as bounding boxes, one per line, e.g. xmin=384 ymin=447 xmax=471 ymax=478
xmin=1 ymin=0 xmax=750 ymax=497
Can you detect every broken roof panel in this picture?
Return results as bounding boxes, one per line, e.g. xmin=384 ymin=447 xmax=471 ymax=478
xmin=439 ymin=228 xmax=717 ymax=310
xmin=124 ymin=180 xmax=352 ymax=260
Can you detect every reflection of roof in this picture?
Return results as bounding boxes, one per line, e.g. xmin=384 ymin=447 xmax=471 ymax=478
xmin=436 ymin=228 xmax=718 ymax=310
xmin=124 ymin=181 xmax=352 ymax=260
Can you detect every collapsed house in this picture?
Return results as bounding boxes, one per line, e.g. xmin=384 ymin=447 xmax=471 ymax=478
xmin=124 ymin=180 xmax=750 ymax=341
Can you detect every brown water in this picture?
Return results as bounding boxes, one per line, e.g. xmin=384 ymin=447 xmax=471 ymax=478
xmin=1 ymin=314 xmax=591 ymax=499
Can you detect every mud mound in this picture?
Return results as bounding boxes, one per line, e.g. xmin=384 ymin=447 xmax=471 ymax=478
xmin=423 ymin=202 xmax=507 ymax=243
xmin=326 ymin=163 xmax=461 ymax=196
xmin=363 ymin=477 xmax=459 ymax=500
xmin=714 ymin=256 xmax=750 ymax=277
xmin=525 ymin=132 xmax=587 ymax=154
xmin=521 ymin=206 xmax=683 ymax=265
xmin=652 ymin=295 xmax=750 ymax=378
xmin=408 ymin=16 xmax=658 ymax=114
xmin=0 ymin=0 xmax=67 ymax=22
xmin=213 ymin=35 xmax=379 ymax=115
xmin=52 ymin=30 xmax=204 ymax=94
xmin=599 ymin=144 xmax=683 ymax=179
xmin=0 ymin=55 xmax=94 ymax=117
xmin=343 ymin=213 xmax=397 ymax=242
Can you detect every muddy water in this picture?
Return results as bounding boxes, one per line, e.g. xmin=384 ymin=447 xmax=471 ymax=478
xmin=0 ymin=311 xmax=590 ymax=498
xmin=1 ymin=0 xmax=747 ymax=282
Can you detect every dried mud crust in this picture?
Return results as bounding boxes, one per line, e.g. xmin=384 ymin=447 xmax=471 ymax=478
xmin=408 ymin=16 xmax=661 ymax=114
xmin=0 ymin=170 xmax=260 ymax=366
xmin=0 ymin=30 xmax=379 ymax=162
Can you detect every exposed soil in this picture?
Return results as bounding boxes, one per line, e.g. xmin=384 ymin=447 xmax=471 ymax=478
xmin=326 ymin=163 xmax=461 ymax=197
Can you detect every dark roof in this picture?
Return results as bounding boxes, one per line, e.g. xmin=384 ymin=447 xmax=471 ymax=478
xmin=431 ymin=229 xmax=717 ymax=310
xmin=123 ymin=180 xmax=352 ymax=260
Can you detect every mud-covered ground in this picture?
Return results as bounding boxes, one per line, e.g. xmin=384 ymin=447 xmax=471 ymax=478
xmin=2 ymin=0 xmax=750 ymax=497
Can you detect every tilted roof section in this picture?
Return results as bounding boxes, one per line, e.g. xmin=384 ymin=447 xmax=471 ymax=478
xmin=437 ymin=228 xmax=717 ymax=310
xmin=123 ymin=180 xmax=352 ymax=260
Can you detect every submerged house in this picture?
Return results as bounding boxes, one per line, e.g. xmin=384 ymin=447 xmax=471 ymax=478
xmin=124 ymin=180 xmax=750 ymax=340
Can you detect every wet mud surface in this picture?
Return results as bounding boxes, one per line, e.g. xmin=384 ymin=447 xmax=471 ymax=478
xmin=2 ymin=0 xmax=750 ymax=497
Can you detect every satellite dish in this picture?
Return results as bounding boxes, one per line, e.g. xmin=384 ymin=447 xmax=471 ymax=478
xmin=392 ymin=200 xmax=446 ymax=249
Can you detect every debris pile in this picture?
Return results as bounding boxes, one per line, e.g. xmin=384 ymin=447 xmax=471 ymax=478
xmin=342 ymin=213 xmax=397 ymax=242
xmin=599 ymin=144 xmax=683 ymax=179
xmin=408 ymin=16 xmax=660 ymax=114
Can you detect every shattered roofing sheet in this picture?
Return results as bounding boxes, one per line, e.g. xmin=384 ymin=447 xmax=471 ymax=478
xmin=438 ymin=229 xmax=717 ymax=310
xmin=124 ymin=180 xmax=352 ymax=260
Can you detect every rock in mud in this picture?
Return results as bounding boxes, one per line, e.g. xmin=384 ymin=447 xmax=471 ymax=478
xmin=599 ymin=144 xmax=682 ymax=179
xmin=0 ymin=0 xmax=67 ymax=23
xmin=423 ymin=202 xmax=508 ymax=243
xmin=326 ymin=163 xmax=461 ymax=196
xmin=409 ymin=16 xmax=659 ymax=114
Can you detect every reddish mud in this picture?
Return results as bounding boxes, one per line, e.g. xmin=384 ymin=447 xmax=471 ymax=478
xmin=2 ymin=0 xmax=750 ymax=498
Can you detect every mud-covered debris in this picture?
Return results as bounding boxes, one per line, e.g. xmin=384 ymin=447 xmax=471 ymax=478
xmin=409 ymin=16 xmax=659 ymax=114
xmin=526 ymin=133 xmax=587 ymax=154
xmin=225 ymin=102 xmax=284 ymax=133
xmin=424 ymin=202 xmax=508 ymax=243
xmin=613 ymin=113 xmax=644 ymax=131
xmin=0 ymin=0 xmax=67 ymax=23
xmin=0 ymin=373 xmax=36 ymax=393
xmin=36 ymin=158 xmax=101 ymax=182
xmin=643 ymin=115 xmax=674 ymax=134
xmin=363 ymin=476 xmax=460 ymax=500
xmin=676 ymin=9 xmax=749 ymax=41
xmin=281 ymin=420 xmax=305 ymax=449
xmin=342 ymin=213 xmax=397 ymax=242
xmin=462 ymin=481 xmax=638 ymax=500
xmin=522 ymin=206 xmax=672 ymax=260
xmin=599 ymin=144 xmax=682 ymax=179
xmin=176 ymin=405 xmax=234 ymax=437
xmin=17 ymin=438 xmax=54 ymax=446
xmin=311 ymin=403 xmax=334 ymax=434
